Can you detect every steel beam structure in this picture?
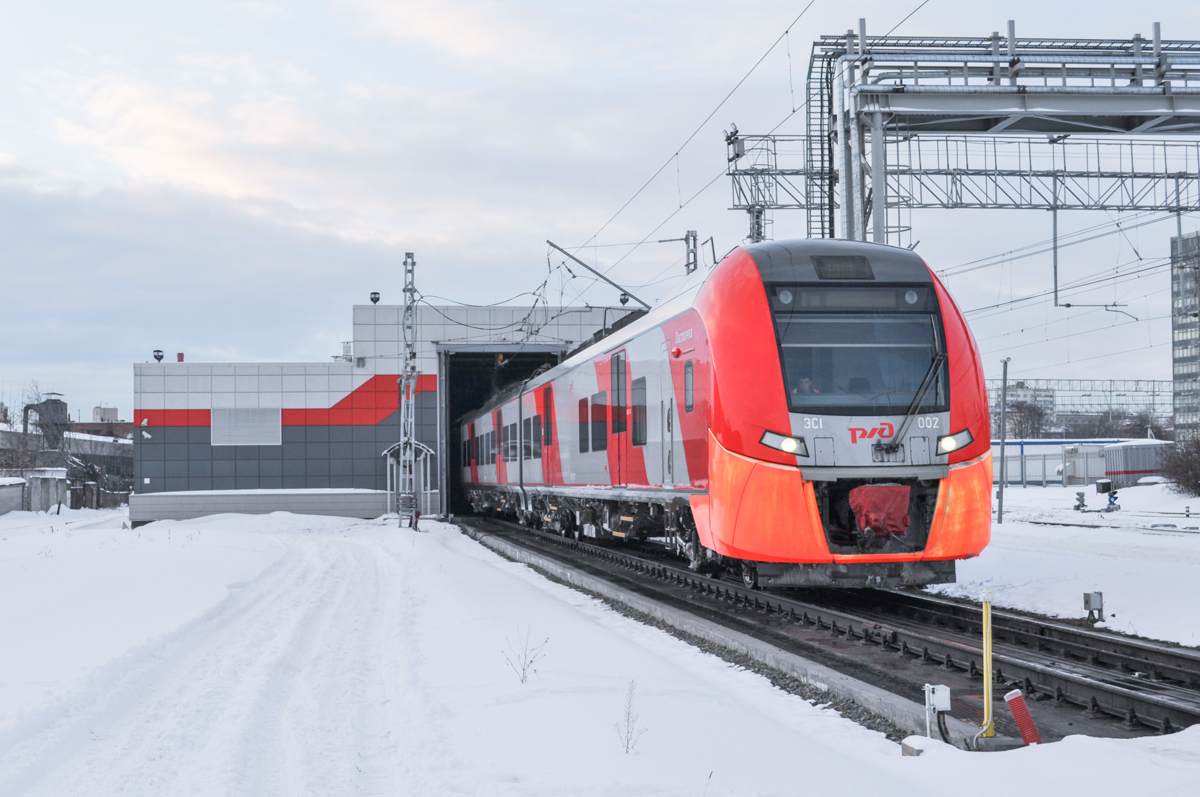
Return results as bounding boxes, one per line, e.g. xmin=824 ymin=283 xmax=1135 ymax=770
xmin=813 ymin=23 xmax=1200 ymax=242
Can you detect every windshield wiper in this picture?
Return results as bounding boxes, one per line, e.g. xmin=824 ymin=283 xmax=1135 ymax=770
xmin=876 ymin=352 xmax=946 ymax=454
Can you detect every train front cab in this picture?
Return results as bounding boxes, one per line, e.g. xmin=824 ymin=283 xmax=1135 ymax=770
xmin=691 ymin=241 xmax=992 ymax=588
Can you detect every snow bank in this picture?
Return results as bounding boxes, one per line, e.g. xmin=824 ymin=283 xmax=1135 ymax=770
xmin=933 ymin=483 xmax=1200 ymax=645
xmin=0 ymin=510 xmax=1197 ymax=794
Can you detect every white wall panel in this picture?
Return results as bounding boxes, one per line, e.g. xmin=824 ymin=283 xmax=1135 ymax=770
xmin=234 ymin=393 xmax=260 ymax=408
xmin=282 ymin=392 xmax=306 ymax=408
xmin=260 ymin=374 xmax=282 ymax=392
xmin=212 ymin=375 xmax=236 ymax=392
xmin=165 ymin=393 xmax=188 ymax=410
xmin=235 ymin=375 xmax=259 ymax=392
xmin=188 ymin=375 xmax=212 ymax=392
xmin=188 ymin=393 xmax=212 ymax=409
xmin=212 ymin=393 xmax=236 ymax=408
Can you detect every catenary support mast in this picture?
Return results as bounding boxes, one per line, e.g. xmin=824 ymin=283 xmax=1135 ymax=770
xmin=399 ymin=252 xmax=419 ymax=529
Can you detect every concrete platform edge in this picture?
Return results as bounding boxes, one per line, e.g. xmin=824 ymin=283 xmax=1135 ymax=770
xmin=464 ymin=526 xmax=983 ymax=749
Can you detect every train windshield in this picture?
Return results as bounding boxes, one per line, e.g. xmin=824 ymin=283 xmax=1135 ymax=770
xmin=768 ymin=285 xmax=947 ymax=415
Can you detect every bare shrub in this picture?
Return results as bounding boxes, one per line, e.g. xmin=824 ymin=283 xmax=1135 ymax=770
xmin=502 ymin=625 xmax=548 ymax=684
xmin=1164 ymin=437 xmax=1200 ymax=496
xmin=614 ymin=680 xmax=647 ymax=754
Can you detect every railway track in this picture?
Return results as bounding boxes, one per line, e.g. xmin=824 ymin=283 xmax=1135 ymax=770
xmin=463 ymin=515 xmax=1200 ymax=741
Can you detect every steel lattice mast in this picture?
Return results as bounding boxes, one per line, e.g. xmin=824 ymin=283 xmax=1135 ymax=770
xmin=398 ymin=252 xmax=419 ymax=529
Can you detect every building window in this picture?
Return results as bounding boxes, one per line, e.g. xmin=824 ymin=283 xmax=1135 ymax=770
xmin=591 ymin=391 xmax=608 ymax=451
xmin=211 ymin=408 xmax=281 ymax=446
xmin=578 ymin=398 xmax=589 ymax=453
xmin=611 ymin=353 xmax=627 ymax=433
xmin=684 ymin=361 xmax=694 ymax=412
xmin=631 ymin=377 xmax=647 ymax=446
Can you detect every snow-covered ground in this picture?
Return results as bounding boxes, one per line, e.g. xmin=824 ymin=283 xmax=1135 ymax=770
xmin=932 ymin=483 xmax=1200 ymax=646
xmin=1 ymin=506 xmax=1199 ymax=795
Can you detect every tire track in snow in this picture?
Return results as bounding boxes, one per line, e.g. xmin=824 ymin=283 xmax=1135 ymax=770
xmin=0 ymin=530 xmax=400 ymax=795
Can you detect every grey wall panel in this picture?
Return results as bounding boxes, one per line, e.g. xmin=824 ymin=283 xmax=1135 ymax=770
xmin=213 ymin=447 xmax=235 ymax=460
xmin=213 ymin=477 xmax=236 ymax=490
xmin=164 ymin=444 xmax=189 ymax=461
xmin=165 ymin=477 xmax=188 ymax=491
xmin=142 ymin=446 xmax=165 ymax=461
xmin=191 ymin=477 xmax=213 ymax=491
xmin=260 ymin=460 xmax=282 ymax=478
xmin=213 ymin=460 xmax=236 ymax=478
xmin=330 ymin=427 xmax=353 ymax=442
xmin=282 ymin=426 xmax=305 ymax=444
xmin=283 ymin=476 xmax=305 ymax=489
xmin=330 ymin=459 xmax=353 ymax=476
xmin=188 ymin=444 xmax=212 ymax=460
xmin=306 ymin=442 xmax=330 ymax=459
xmin=235 ymin=460 xmax=258 ymax=478
xmin=189 ymin=460 xmax=212 ymax=478
xmin=282 ymin=443 xmax=306 ymax=460
xmin=307 ymin=475 xmax=330 ymax=488
xmin=306 ymin=427 xmax=329 ymax=442
xmin=260 ymin=476 xmax=283 ymax=489
xmin=189 ymin=427 xmax=212 ymax=444
xmin=142 ymin=461 xmax=164 ymax=478
xmin=307 ymin=460 xmax=329 ymax=476
xmin=164 ymin=428 xmax=189 ymax=444
xmin=165 ymin=460 xmax=188 ymax=478
xmin=236 ymin=446 xmax=259 ymax=460
xmin=130 ymin=490 xmax=392 ymax=524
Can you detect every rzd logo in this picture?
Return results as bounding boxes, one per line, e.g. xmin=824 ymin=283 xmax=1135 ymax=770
xmin=849 ymin=422 xmax=894 ymax=444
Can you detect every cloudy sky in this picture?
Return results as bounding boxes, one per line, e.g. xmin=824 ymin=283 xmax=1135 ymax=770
xmin=1 ymin=0 xmax=1197 ymax=420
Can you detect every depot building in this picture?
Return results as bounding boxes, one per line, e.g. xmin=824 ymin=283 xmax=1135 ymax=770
xmin=130 ymin=303 xmax=632 ymax=525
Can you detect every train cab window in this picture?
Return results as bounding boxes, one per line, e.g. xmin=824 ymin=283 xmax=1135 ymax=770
xmin=591 ymin=391 xmax=608 ymax=451
xmin=543 ymin=386 xmax=553 ymax=446
xmin=532 ymin=414 xmax=542 ymax=458
xmin=578 ymin=398 xmax=589 ymax=453
xmin=769 ymin=284 xmax=947 ymax=415
xmin=611 ymin=353 xmax=626 ymax=434
xmin=684 ymin=361 xmax=694 ymax=412
xmin=522 ymin=417 xmax=533 ymax=460
xmin=631 ymin=377 xmax=647 ymax=446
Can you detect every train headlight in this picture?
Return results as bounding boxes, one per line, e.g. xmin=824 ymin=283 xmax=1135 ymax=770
xmin=937 ymin=429 xmax=974 ymax=453
xmin=760 ymin=430 xmax=808 ymax=457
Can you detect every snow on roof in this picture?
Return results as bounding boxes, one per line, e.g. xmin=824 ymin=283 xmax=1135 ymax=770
xmin=0 ymin=476 xmax=25 ymax=486
xmin=1103 ymin=439 xmax=1173 ymax=449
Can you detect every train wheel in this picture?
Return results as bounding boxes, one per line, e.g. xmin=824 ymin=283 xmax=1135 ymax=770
xmin=741 ymin=562 xmax=759 ymax=590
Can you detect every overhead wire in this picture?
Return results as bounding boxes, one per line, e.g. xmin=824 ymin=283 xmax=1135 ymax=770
xmin=576 ymin=0 xmax=821 ymax=251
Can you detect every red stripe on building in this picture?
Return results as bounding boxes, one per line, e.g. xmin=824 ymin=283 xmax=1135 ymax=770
xmin=135 ymin=374 xmax=435 ymax=427
xmin=1104 ymin=469 xmax=1162 ymax=476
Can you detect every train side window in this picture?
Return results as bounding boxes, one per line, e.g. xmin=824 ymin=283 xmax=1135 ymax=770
xmin=509 ymin=422 xmax=518 ymax=462
xmin=591 ymin=391 xmax=608 ymax=451
xmin=631 ymin=377 xmax=647 ymax=446
xmin=488 ymin=430 xmax=495 ymax=461
xmin=532 ymin=414 xmax=542 ymax=458
xmin=543 ymin=385 xmax=553 ymax=446
xmin=522 ymin=417 xmax=532 ymax=460
xmin=611 ymin=353 xmax=626 ymax=433
xmin=684 ymin=360 xmax=694 ymax=412
xmin=578 ymin=399 xmax=589 ymax=453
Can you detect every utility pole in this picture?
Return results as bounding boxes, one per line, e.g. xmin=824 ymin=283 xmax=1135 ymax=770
xmin=997 ymin=358 xmax=1011 ymax=524
xmin=399 ymin=252 xmax=419 ymax=530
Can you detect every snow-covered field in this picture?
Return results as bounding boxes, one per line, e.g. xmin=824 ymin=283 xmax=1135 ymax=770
xmin=1 ymin=504 xmax=1199 ymax=795
xmin=933 ymin=483 xmax=1200 ymax=646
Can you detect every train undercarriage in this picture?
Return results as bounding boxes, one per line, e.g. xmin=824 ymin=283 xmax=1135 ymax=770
xmin=466 ymin=482 xmax=955 ymax=589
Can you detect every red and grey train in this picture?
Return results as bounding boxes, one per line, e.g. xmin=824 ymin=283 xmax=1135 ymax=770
xmin=460 ymin=239 xmax=992 ymax=588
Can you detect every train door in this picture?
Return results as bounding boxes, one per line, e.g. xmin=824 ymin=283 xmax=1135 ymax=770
xmin=611 ymin=350 xmax=628 ymax=487
xmin=659 ymin=343 xmax=674 ymax=488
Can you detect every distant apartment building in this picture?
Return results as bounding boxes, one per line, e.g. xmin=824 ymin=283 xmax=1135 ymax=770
xmin=1174 ymin=231 xmax=1200 ymax=439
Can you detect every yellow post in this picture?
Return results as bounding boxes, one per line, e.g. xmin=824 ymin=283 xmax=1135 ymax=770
xmin=981 ymin=588 xmax=995 ymax=737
